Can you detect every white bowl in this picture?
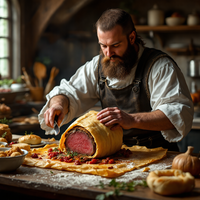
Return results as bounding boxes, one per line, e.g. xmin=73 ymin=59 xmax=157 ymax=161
xmin=166 ymin=17 xmax=185 ymax=26
xmin=0 ymin=142 xmax=8 ymax=147
xmin=0 ymin=147 xmax=28 ymax=172
xmin=10 ymin=83 xmax=26 ymax=91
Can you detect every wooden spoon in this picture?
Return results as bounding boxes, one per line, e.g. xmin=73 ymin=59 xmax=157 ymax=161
xmin=44 ymin=66 xmax=59 ymax=96
xmin=33 ymin=62 xmax=47 ymax=87
xmin=22 ymin=67 xmax=33 ymax=88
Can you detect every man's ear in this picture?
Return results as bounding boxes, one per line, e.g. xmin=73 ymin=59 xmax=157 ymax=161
xmin=129 ymin=31 xmax=136 ymax=45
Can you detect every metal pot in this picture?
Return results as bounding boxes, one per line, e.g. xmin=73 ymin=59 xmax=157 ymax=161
xmin=188 ymin=59 xmax=200 ymax=77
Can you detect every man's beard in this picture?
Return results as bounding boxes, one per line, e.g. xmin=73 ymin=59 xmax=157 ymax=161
xmin=100 ymin=42 xmax=138 ymax=80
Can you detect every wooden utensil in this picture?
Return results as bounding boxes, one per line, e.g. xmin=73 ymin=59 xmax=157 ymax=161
xmin=44 ymin=66 xmax=59 ymax=96
xmin=22 ymin=67 xmax=33 ymax=88
xmin=33 ymin=62 xmax=47 ymax=87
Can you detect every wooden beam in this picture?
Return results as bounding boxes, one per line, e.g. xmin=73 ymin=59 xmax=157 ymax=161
xmin=27 ymin=0 xmax=65 ymax=61
xmin=50 ymin=0 xmax=93 ymax=25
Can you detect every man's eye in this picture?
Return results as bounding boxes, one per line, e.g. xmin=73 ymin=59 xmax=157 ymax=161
xmin=113 ymin=44 xmax=119 ymax=48
xmin=101 ymin=45 xmax=107 ymax=48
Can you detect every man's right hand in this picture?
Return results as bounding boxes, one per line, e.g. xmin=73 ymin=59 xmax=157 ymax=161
xmin=44 ymin=95 xmax=69 ymax=128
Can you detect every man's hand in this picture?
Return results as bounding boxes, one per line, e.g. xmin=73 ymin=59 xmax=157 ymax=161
xmin=97 ymin=107 xmax=175 ymax=131
xmin=97 ymin=107 xmax=134 ymax=130
xmin=44 ymin=95 xmax=69 ymax=128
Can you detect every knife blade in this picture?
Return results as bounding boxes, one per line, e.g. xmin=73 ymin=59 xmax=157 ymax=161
xmin=54 ymin=115 xmax=60 ymax=135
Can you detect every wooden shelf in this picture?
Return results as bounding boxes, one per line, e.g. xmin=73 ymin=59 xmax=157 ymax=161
xmin=165 ymin=45 xmax=200 ymax=55
xmin=135 ymin=25 xmax=200 ymax=32
xmin=165 ymin=47 xmax=189 ymax=55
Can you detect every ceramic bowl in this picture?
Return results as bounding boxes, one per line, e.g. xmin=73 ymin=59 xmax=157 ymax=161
xmin=0 ymin=142 xmax=8 ymax=147
xmin=166 ymin=17 xmax=185 ymax=26
xmin=0 ymin=147 xmax=28 ymax=172
xmin=10 ymin=83 xmax=26 ymax=91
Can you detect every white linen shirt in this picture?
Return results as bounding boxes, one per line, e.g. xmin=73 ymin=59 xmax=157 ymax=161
xmin=38 ymin=45 xmax=194 ymax=143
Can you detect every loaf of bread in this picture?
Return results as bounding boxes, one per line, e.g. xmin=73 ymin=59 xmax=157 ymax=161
xmin=18 ymin=134 xmax=41 ymax=145
xmin=147 ymin=169 xmax=195 ymax=195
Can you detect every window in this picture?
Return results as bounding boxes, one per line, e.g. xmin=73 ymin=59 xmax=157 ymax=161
xmin=0 ymin=0 xmax=11 ymax=78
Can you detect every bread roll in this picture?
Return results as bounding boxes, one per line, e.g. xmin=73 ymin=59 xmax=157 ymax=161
xmin=12 ymin=143 xmax=31 ymax=151
xmin=147 ymin=169 xmax=195 ymax=195
xmin=0 ymin=124 xmax=12 ymax=142
xmin=18 ymin=134 xmax=41 ymax=145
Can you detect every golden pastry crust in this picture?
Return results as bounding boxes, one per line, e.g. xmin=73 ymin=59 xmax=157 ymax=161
xmin=59 ymin=110 xmax=123 ymax=158
xmin=5 ymin=146 xmax=23 ymax=156
xmin=147 ymin=169 xmax=195 ymax=195
xmin=0 ymin=103 xmax=11 ymax=115
xmin=0 ymin=151 xmax=7 ymax=157
xmin=18 ymin=134 xmax=41 ymax=145
xmin=0 ymin=137 xmax=7 ymax=143
xmin=10 ymin=152 xmax=22 ymax=157
xmin=11 ymin=143 xmax=31 ymax=151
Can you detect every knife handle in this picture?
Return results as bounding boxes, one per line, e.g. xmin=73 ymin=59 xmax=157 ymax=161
xmin=54 ymin=115 xmax=59 ymax=123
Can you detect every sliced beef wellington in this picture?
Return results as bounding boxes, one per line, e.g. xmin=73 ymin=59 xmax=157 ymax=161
xmin=59 ymin=110 xmax=123 ymax=158
xmin=65 ymin=126 xmax=96 ymax=156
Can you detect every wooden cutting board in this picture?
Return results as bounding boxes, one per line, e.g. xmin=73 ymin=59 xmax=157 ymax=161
xmin=0 ymin=151 xmax=200 ymax=200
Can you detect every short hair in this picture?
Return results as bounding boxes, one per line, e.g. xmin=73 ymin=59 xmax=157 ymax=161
xmin=96 ymin=8 xmax=144 ymax=46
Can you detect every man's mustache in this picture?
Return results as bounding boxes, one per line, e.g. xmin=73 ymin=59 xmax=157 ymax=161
xmin=103 ymin=55 xmax=123 ymax=62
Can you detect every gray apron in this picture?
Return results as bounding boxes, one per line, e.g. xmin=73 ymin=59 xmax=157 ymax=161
xmin=98 ymin=47 xmax=179 ymax=151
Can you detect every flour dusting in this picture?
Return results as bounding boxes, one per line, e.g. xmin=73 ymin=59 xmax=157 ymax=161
xmin=6 ymin=154 xmax=175 ymax=190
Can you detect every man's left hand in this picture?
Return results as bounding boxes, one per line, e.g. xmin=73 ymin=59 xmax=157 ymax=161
xmin=97 ymin=107 xmax=134 ymax=130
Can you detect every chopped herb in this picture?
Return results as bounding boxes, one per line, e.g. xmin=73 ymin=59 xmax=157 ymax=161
xmin=2 ymin=132 xmax=7 ymax=138
xmin=97 ymin=181 xmax=105 ymax=189
xmin=96 ymin=179 xmax=148 ymax=200
xmin=53 ymin=147 xmax=59 ymax=152
xmin=67 ymin=150 xmax=79 ymax=157
xmin=24 ymin=131 xmax=34 ymax=135
xmin=0 ymin=117 xmax=12 ymax=124
xmin=96 ymin=194 xmax=105 ymax=200
xmin=50 ymin=171 xmax=53 ymax=174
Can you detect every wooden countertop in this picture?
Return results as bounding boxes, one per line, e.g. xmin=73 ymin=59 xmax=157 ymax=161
xmin=1 ymin=135 xmax=200 ymax=200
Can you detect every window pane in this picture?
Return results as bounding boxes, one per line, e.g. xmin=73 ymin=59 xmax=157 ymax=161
xmin=0 ymin=38 xmax=8 ymax=58
xmin=0 ymin=19 xmax=8 ymax=36
xmin=0 ymin=59 xmax=8 ymax=77
xmin=0 ymin=0 xmax=8 ymax=18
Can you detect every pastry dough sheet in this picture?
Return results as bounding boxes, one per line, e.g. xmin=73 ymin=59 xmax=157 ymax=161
xmin=23 ymin=144 xmax=167 ymax=178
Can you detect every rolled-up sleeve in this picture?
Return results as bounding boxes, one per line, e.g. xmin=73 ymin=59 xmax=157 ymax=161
xmin=38 ymin=55 xmax=100 ymax=134
xmin=149 ymin=57 xmax=194 ymax=142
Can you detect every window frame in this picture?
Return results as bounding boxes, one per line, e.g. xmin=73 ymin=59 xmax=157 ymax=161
xmin=0 ymin=0 xmax=12 ymax=79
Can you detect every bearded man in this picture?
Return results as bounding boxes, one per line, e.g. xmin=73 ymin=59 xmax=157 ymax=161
xmin=39 ymin=9 xmax=193 ymax=151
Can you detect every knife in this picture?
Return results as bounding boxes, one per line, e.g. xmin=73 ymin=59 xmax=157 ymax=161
xmin=54 ymin=115 xmax=60 ymax=135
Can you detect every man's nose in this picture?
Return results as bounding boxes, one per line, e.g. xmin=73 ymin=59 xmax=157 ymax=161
xmin=106 ymin=47 xmax=114 ymax=57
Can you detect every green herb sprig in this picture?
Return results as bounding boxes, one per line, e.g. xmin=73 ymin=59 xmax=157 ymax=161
xmin=67 ymin=150 xmax=79 ymax=157
xmin=24 ymin=131 xmax=34 ymax=135
xmin=2 ymin=132 xmax=7 ymax=138
xmin=0 ymin=117 xmax=12 ymax=124
xmin=96 ymin=179 xmax=148 ymax=200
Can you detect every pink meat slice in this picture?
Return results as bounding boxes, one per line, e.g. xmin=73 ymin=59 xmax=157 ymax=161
xmin=65 ymin=128 xmax=95 ymax=156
